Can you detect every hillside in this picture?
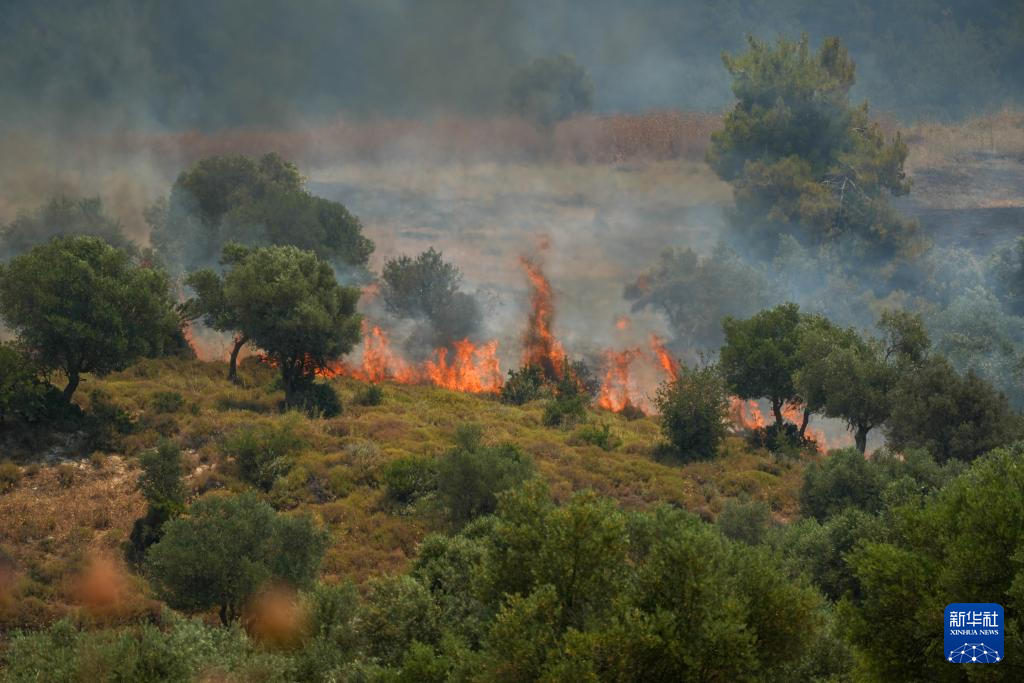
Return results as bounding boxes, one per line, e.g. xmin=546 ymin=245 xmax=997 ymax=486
xmin=0 ymin=356 xmax=807 ymax=632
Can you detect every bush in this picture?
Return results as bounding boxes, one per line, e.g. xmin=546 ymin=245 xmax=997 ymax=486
xmin=717 ymin=498 xmax=772 ymax=545
xmin=292 ymin=380 xmax=342 ymax=418
xmin=86 ymin=388 xmax=135 ymax=451
xmin=222 ymin=415 xmax=309 ymax=490
xmin=654 ymin=363 xmax=730 ymax=462
xmin=354 ymin=383 xmax=384 ymax=407
xmin=799 ymin=449 xmax=883 ymax=522
xmin=500 ymin=364 xmax=546 ymax=405
xmin=127 ymin=440 xmax=187 ymax=565
xmin=383 ymin=456 xmax=440 ymax=507
xmin=436 ymin=425 xmax=535 ymax=524
xmin=572 ymin=423 xmax=620 ymax=451
xmin=55 ymin=463 xmax=76 ymax=488
xmin=150 ymin=391 xmax=185 ymax=414
xmin=748 ymin=422 xmax=817 ymax=458
xmin=542 ymin=394 xmax=587 ymax=427
xmin=0 ymin=460 xmax=22 ymax=492
xmin=146 ymin=492 xmax=328 ymax=624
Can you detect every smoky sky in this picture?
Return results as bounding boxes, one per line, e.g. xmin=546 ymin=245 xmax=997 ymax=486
xmin=2 ymin=0 xmax=1023 ymax=132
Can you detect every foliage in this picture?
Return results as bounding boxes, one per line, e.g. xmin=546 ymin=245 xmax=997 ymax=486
xmin=885 ymin=356 xmax=1020 ymax=463
xmin=624 ymin=244 xmax=773 ymax=350
xmin=380 ymin=247 xmax=482 ymax=347
xmin=653 ymin=361 xmax=730 ymax=462
xmin=290 ymin=380 xmax=342 ymax=418
xmin=183 ymin=244 xmax=362 ymax=408
xmin=0 ymin=196 xmax=134 ymax=261
xmin=990 ymin=236 xmax=1024 ymax=316
xmin=383 ymin=456 xmax=440 ymax=507
xmin=436 ymin=425 xmax=535 ymax=525
xmin=0 ymin=236 xmax=180 ymax=402
xmin=717 ymin=497 xmax=772 ymax=545
xmin=843 ymin=442 xmax=1024 ymax=681
xmin=499 ymin=364 xmax=547 ymax=405
xmin=720 ymin=302 xmax=804 ymax=426
xmin=572 ymin=422 xmax=620 ymax=451
xmin=800 ymin=448 xmax=885 ymax=522
xmin=149 ymin=391 xmax=184 ymax=414
xmin=127 ymin=440 xmax=187 ymax=565
xmin=507 ymin=53 xmax=593 ymax=127
xmin=541 ymin=359 xmax=593 ymax=427
xmin=145 ymin=492 xmax=327 ymax=624
xmin=149 ymin=153 xmax=373 ymax=273
xmin=0 ymin=343 xmax=55 ymax=424
xmin=354 ymin=383 xmax=384 ymax=406
xmin=221 ymin=414 xmax=309 ymax=491
xmin=796 ymin=309 xmax=929 ymax=452
xmin=708 ymin=34 xmax=917 ymax=254
xmin=0 ymin=460 xmax=21 ymax=492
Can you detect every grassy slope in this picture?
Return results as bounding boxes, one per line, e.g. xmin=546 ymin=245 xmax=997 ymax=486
xmin=0 ymin=356 xmax=808 ymax=629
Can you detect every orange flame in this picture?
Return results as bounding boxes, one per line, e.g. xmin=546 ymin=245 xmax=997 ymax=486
xmin=597 ymin=348 xmax=642 ymax=412
xmin=324 ymin=323 xmax=503 ymax=394
xmin=519 ymin=256 xmax=564 ymax=378
xmin=781 ymin=401 xmax=828 ymax=452
xmin=650 ymin=333 xmax=679 ymax=381
xmin=729 ymin=397 xmax=766 ymax=431
xmin=615 ymin=315 xmax=631 ymax=330
xmin=424 ymin=339 xmax=503 ymax=393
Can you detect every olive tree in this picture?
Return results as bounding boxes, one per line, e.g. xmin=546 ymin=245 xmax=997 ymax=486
xmin=183 ymin=244 xmax=361 ymax=408
xmin=0 ymin=236 xmax=180 ymax=402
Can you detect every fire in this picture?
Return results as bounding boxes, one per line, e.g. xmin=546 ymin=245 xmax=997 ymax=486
xmin=324 ymin=323 xmax=503 ymax=394
xmin=424 ymin=339 xmax=503 ymax=393
xmin=615 ymin=315 xmax=631 ymax=330
xmin=519 ymin=255 xmax=565 ymax=378
xmin=781 ymin=401 xmax=828 ymax=452
xmin=597 ymin=348 xmax=642 ymax=412
xmin=649 ymin=333 xmax=679 ymax=381
xmin=334 ymin=323 xmax=418 ymax=383
xmin=729 ymin=397 xmax=766 ymax=431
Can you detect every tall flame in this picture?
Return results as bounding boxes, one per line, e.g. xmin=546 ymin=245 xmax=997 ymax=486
xmin=519 ymin=256 xmax=564 ymax=378
xmin=649 ymin=333 xmax=679 ymax=381
xmin=597 ymin=348 xmax=642 ymax=412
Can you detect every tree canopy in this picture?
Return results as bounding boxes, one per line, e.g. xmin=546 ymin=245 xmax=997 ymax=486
xmin=183 ymin=244 xmax=362 ymax=409
xmin=708 ymin=35 xmax=918 ymax=254
xmin=720 ymin=302 xmax=805 ymax=426
xmin=145 ymin=493 xmax=327 ymax=625
xmin=148 ymin=153 xmax=373 ymax=273
xmin=0 ymin=236 xmax=180 ymax=401
xmin=0 ymin=196 xmax=134 ymax=261
xmin=507 ymin=53 xmax=594 ymax=127
xmin=380 ymin=247 xmax=482 ymax=348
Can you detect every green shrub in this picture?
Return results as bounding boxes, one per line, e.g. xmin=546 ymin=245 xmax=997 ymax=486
xmin=383 ymin=456 xmax=440 ymax=506
xmin=0 ymin=460 xmax=22 ymax=492
xmin=150 ymin=390 xmax=185 ymax=414
xmin=572 ymin=422 xmax=621 ymax=451
xmin=717 ymin=498 xmax=773 ymax=545
xmin=437 ymin=425 xmax=535 ymax=524
xmin=221 ymin=415 xmax=309 ymax=490
xmin=146 ymin=492 xmax=327 ymax=624
xmin=500 ymin=364 xmax=546 ymax=405
xmin=800 ymin=449 xmax=883 ymax=522
xmin=354 ymin=383 xmax=384 ymax=406
xmin=542 ymin=394 xmax=587 ymax=427
xmin=654 ymin=363 xmax=730 ymax=462
xmin=86 ymin=388 xmax=135 ymax=450
xmin=292 ymin=381 xmax=342 ymax=418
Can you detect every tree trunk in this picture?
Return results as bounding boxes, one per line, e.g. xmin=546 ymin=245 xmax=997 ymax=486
xmin=799 ymin=407 xmax=810 ymax=439
xmin=219 ymin=602 xmax=229 ymax=626
xmin=63 ymin=369 xmax=80 ymax=402
xmin=854 ymin=425 xmax=869 ymax=454
xmin=227 ymin=334 xmax=248 ymax=383
xmin=771 ymin=399 xmax=784 ymax=427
